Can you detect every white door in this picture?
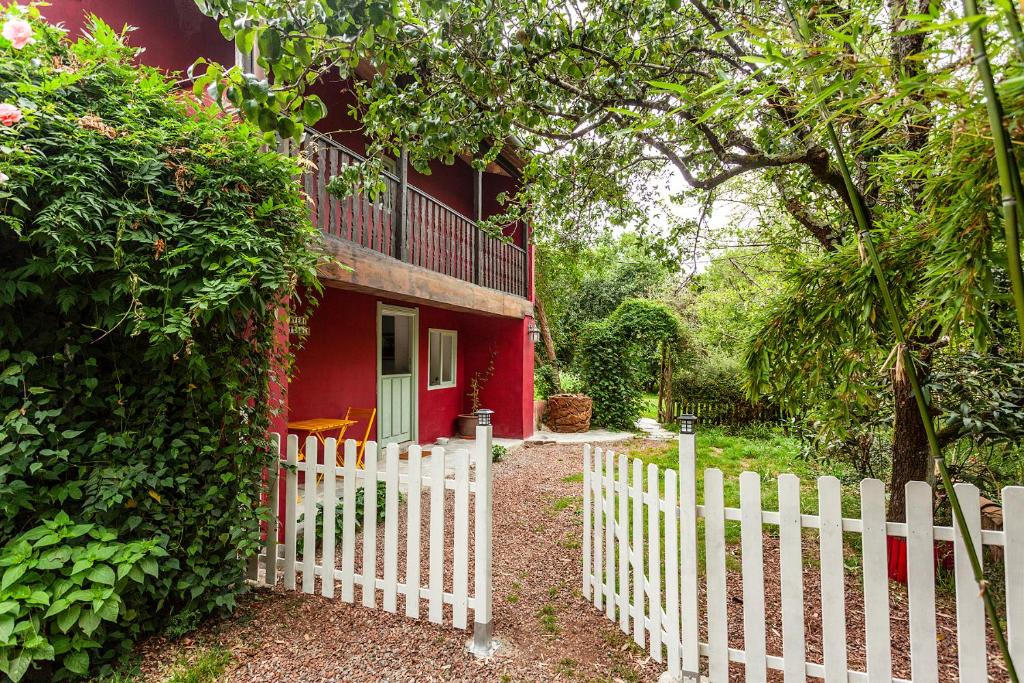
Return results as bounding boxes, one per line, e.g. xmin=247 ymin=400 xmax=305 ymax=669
xmin=377 ymin=304 xmax=417 ymax=445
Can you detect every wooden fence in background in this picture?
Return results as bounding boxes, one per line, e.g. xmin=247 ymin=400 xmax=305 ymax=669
xmin=582 ymin=434 xmax=1024 ymax=682
xmin=672 ymin=399 xmax=789 ymax=427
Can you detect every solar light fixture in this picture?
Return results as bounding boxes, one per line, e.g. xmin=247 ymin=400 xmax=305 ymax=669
xmin=678 ymin=413 xmax=697 ymax=435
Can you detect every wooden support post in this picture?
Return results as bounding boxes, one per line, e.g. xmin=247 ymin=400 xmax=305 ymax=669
xmin=395 ymin=147 xmax=408 ymax=261
xmin=473 ymin=169 xmax=482 ymax=285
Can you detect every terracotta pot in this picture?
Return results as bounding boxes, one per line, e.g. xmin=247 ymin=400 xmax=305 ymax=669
xmin=546 ymin=394 xmax=592 ymax=433
xmin=456 ymin=413 xmax=478 ymax=438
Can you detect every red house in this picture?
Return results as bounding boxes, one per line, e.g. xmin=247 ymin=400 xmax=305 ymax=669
xmin=47 ymin=0 xmax=537 ymax=444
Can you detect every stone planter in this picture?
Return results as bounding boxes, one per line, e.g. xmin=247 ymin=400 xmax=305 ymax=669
xmin=546 ymin=394 xmax=592 ymax=433
xmin=456 ymin=413 xmax=478 ymax=438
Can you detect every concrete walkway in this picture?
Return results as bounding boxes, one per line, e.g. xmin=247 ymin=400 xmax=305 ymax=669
xmin=634 ymin=417 xmax=676 ymax=441
xmin=525 ymin=428 xmax=637 ymax=444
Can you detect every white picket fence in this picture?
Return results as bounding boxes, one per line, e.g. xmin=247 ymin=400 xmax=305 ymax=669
xmin=582 ymin=434 xmax=1024 ymax=682
xmin=248 ymin=425 xmax=494 ymax=654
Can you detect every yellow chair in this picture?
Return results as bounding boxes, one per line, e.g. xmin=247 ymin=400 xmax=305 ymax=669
xmin=338 ymin=407 xmax=376 ymax=468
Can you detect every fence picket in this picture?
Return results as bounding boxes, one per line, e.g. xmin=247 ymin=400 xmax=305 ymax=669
xmin=647 ymin=463 xmax=663 ymax=662
xmin=361 ymin=442 xmax=379 ymax=608
xmin=428 ymin=447 xmax=446 ymax=624
xmin=905 ymin=481 xmax=937 ymax=683
xmin=605 ymin=449 xmax=616 ymax=621
xmin=740 ymin=470 xmax=767 ymax=681
xmin=263 ymin=433 xmax=280 ymax=587
xmin=284 ymin=435 xmax=298 ymax=590
xmin=405 ymin=446 xmax=423 ymax=618
xmin=1006 ymin=486 xmax=1024 ymax=667
xmin=301 ymin=435 xmax=317 ymax=594
xmin=952 ymin=483 xmax=986 ymax=681
xmin=340 ymin=440 xmax=357 ymax=602
xmin=860 ymin=478 xmax=891 ymax=682
xmin=618 ymin=454 xmax=629 ymax=634
xmin=704 ymin=468 xmax=728 ymax=682
xmin=631 ymin=458 xmax=645 ymax=648
xmin=583 ymin=445 xmax=592 ymax=601
xmin=453 ymin=449 xmax=470 ymax=629
xmin=321 ymin=438 xmax=338 ymax=599
xmin=778 ymin=473 xmax=806 ymax=682
xmin=383 ymin=443 xmax=400 ymax=613
xmin=817 ymin=476 xmax=847 ymax=682
xmin=663 ymin=468 xmax=681 ymax=678
xmin=594 ymin=448 xmax=604 ymax=611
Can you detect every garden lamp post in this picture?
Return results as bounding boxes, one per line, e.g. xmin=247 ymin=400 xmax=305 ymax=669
xmin=469 ymin=408 xmax=498 ymax=657
xmin=678 ymin=413 xmax=697 ymax=435
xmin=676 ymin=413 xmax=700 ymax=679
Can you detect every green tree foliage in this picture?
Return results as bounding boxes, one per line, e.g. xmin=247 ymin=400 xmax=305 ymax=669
xmin=0 ymin=11 xmax=318 ymax=680
xmin=194 ymin=0 xmax=1024 ymax=487
xmin=536 ymin=234 xmax=670 ymax=366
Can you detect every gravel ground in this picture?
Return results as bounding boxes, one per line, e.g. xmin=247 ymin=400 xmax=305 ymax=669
xmin=136 ymin=440 xmax=661 ymax=682
xmin=135 ymin=440 xmax=1009 ymax=682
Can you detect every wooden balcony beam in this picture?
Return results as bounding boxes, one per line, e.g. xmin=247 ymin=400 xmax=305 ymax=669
xmin=317 ymin=235 xmax=533 ymax=319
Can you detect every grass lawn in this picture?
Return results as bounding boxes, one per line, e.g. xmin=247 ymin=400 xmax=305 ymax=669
xmin=624 ymin=425 xmax=862 ymax=521
xmin=639 ymin=392 xmax=659 ymax=420
xmin=584 ymin=425 xmax=865 ymax=572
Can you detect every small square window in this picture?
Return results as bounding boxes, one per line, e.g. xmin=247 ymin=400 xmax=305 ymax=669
xmin=428 ymin=329 xmax=457 ymax=389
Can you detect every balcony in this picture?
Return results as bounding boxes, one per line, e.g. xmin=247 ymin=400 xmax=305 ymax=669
xmin=297 ymin=131 xmax=529 ymax=300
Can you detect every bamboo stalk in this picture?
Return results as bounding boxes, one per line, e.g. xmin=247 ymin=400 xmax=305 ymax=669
xmin=1000 ymin=0 xmax=1024 ymax=62
xmin=781 ymin=4 xmax=1019 ymax=679
xmin=962 ymin=0 xmax=1024 ymax=352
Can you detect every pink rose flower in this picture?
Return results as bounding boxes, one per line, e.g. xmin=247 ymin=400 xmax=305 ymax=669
xmin=0 ymin=103 xmax=22 ymax=126
xmin=2 ymin=18 xmax=33 ymax=49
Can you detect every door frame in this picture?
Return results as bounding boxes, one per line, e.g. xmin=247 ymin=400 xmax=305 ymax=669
xmin=376 ymin=302 xmax=419 ymax=446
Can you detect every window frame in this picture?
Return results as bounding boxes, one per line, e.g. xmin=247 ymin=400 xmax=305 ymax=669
xmin=427 ymin=328 xmax=458 ymax=390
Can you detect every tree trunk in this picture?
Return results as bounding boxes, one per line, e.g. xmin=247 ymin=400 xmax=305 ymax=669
xmin=657 ymin=344 xmax=674 ymax=423
xmin=535 ymin=297 xmax=558 ymax=364
xmin=886 ymin=353 xmax=932 ymax=522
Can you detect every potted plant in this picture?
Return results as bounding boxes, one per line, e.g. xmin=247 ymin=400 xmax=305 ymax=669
xmin=457 ymin=350 xmax=496 ymax=438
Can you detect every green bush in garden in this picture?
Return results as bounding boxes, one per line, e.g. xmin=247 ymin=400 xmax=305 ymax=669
xmin=577 ymin=299 xmax=681 ymax=429
xmin=0 ymin=8 xmax=318 ymax=680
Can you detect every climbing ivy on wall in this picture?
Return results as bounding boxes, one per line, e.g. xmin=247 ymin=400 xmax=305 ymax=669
xmin=0 ymin=9 xmax=319 ymax=680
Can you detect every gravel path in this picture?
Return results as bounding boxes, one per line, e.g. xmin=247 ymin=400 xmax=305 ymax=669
xmin=135 ymin=440 xmax=1009 ymax=682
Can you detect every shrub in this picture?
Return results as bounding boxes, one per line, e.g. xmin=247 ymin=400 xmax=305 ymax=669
xmin=296 ymin=481 xmax=392 ymax=554
xmin=0 ymin=10 xmax=318 ymax=680
xmin=577 ymin=320 xmax=641 ymax=429
xmin=491 ymin=444 xmax=508 ymax=462
xmin=534 ymin=363 xmax=561 ymax=400
xmin=576 ymin=299 xmax=680 ymax=429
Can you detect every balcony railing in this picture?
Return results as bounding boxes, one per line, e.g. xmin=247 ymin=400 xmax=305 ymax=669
xmin=294 ymin=131 xmax=529 ymax=299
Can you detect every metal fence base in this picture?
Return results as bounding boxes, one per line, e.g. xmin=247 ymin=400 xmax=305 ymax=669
xmin=467 ymin=621 xmax=498 ymax=658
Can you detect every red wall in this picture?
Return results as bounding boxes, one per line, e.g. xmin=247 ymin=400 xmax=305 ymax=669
xmin=287 ymin=288 xmax=533 ymax=441
xmin=44 ymin=0 xmax=232 ymax=74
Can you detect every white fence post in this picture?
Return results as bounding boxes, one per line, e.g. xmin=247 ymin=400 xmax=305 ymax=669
xmin=677 ymin=417 xmax=700 ymax=681
xmin=470 ymin=408 xmax=497 ymax=657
